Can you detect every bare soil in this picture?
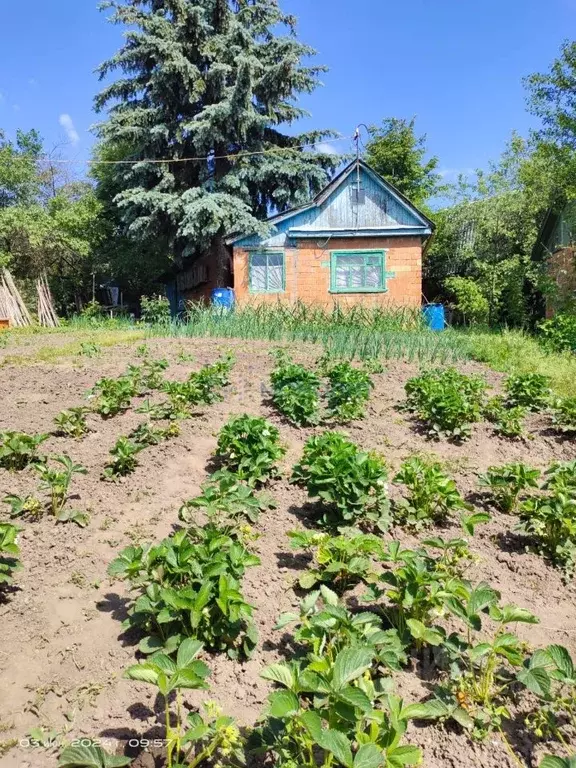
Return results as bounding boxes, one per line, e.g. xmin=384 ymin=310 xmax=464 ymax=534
xmin=0 ymin=333 xmax=575 ymax=768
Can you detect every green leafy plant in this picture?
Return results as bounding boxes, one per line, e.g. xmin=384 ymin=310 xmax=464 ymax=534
xmin=89 ymin=376 xmax=138 ymax=418
xmin=404 ymin=368 xmax=487 ymax=441
xmin=551 ymin=397 xmax=576 ymax=434
xmin=393 ymin=456 xmax=470 ymax=529
xmin=140 ymin=293 xmax=171 ymax=325
xmin=483 ymin=396 xmax=527 ymax=439
xmin=538 ymin=312 xmax=576 ymax=353
xmin=54 ymin=407 xmax=90 ymax=438
xmin=34 ymin=455 xmax=88 ymax=524
xmin=478 ymin=463 xmax=541 ymax=514
xmin=521 ymin=644 xmax=576 ymax=750
xmin=179 ymin=469 xmax=275 ymax=529
xmin=518 ymin=489 xmax=576 ymax=577
xmin=504 ymin=372 xmax=551 ymax=411
xmin=79 ymin=341 xmax=102 ymax=358
xmin=0 ymin=522 xmax=21 ymax=589
xmin=287 ymin=529 xmax=383 ymax=593
xmin=292 ymin=432 xmax=390 ymax=531
xmin=124 ymin=639 xmax=244 ymax=768
xmin=58 ymin=740 xmax=130 ymax=768
xmin=129 ymin=421 xmax=180 ymax=447
xmin=104 ymin=437 xmax=143 ymax=479
xmin=270 ymin=351 xmax=321 ymax=426
xmin=544 ymin=461 xmax=576 ymax=496
xmin=137 ymin=397 xmax=191 ymax=421
xmin=323 ymin=360 xmax=374 ymax=423
xmin=0 ymin=431 xmax=48 ymax=470
xmin=215 ymin=414 xmax=285 ymax=485
xmin=3 ymin=493 xmax=43 ymax=519
xmin=108 ymin=526 xmax=259 ymax=659
xmin=539 ymin=757 xmax=576 ymax=768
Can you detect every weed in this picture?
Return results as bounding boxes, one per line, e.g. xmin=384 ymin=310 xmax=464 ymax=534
xmin=324 ymin=360 xmax=374 ymax=422
xmin=108 ymin=526 xmax=259 ymax=659
xmin=79 ymin=342 xmax=101 ymax=358
xmin=504 ymin=373 xmax=551 ymax=411
xmin=215 ymin=414 xmax=285 ymax=486
xmin=104 ymin=437 xmax=143 ymax=479
xmin=0 ymin=431 xmax=48 ymax=470
xmin=287 ymin=529 xmax=382 ymax=593
xmin=404 ymin=368 xmax=487 ymax=441
xmin=292 ymin=432 xmax=389 ymax=531
xmin=393 ymin=456 xmax=470 ymax=529
xmin=270 ymin=351 xmax=321 ymax=426
xmin=54 ymin=407 xmax=90 ymax=439
xmin=478 ymin=463 xmax=541 ymax=514
xmin=0 ymin=523 xmax=21 ymax=588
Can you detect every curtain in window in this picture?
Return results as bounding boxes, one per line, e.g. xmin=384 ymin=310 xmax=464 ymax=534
xmin=267 ymin=253 xmax=284 ymax=291
xmin=335 ymin=254 xmax=383 ymax=290
xmin=250 ymin=252 xmax=284 ymax=292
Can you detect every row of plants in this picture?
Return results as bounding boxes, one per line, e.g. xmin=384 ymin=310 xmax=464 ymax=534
xmin=404 ymin=368 xmax=576 ymax=442
xmin=270 ymin=351 xmax=377 ymax=426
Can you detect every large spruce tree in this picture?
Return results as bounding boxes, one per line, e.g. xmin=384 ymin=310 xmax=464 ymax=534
xmin=94 ymin=0 xmax=337 ymax=283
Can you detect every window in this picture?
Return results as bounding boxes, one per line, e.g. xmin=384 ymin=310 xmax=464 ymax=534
xmin=249 ymin=251 xmax=285 ymax=293
xmin=330 ymin=250 xmax=388 ymax=293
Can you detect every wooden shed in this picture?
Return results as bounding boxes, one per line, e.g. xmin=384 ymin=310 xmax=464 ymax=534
xmin=170 ymin=159 xmax=434 ymax=309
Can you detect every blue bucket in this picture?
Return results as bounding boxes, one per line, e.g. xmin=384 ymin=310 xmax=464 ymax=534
xmin=423 ymin=304 xmax=445 ymax=331
xmin=211 ymin=288 xmax=235 ymax=311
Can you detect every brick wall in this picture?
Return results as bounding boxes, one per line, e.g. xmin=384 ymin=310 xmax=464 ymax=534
xmin=233 ymin=236 xmax=423 ymax=307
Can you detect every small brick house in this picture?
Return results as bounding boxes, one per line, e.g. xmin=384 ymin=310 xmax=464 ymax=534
xmin=170 ymin=160 xmax=434 ymax=309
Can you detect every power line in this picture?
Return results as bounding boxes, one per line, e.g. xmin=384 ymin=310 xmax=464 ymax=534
xmin=41 ymin=134 xmax=355 ymax=166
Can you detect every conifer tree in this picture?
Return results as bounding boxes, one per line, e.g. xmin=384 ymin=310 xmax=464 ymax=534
xmin=94 ymin=0 xmax=337 ymax=283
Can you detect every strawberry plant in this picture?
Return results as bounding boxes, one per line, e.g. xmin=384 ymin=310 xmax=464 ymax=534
xmin=215 ymin=414 xmax=285 ymax=485
xmin=544 ymin=461 xmax=576 ymax=496
xmin=521 ymin=644 xmax=576 ymax=748
xmin=129 ymin=420 xmax=180 ymax=446
xmin=53 ymin=407 xmax=90 ymax=438
xmin=34 ymin=455 xmax=88 ymax=524
xmin=179 ymin=469 xmax=275 ymax=528
xmin=324 ymin=360 xmax=374 ymax=422
xmin=3 ymin=493 xmax=43 ymax=519
xmin=505 ymin=372 xmax=551 ymax=411
xmin=270 ymin=351 xmax=321 ymax=426
xmin=140 ymin=356 xmax=169 ymax=389
xmin=0 ymin=431 xmax=48 ymax=470
xmin=189 ymin=353 xmax=235 ymax=403
xmin=287 ymin=529 xmax=383 ymax=593
xmin=89 ymin=375 xmax=138 ymax=418
xmin=393 ymin=456 xmax=470 ymax=529
xmin=108 ymin=525 xmax=260 ymax=659
xmin=478 ymin=463 xmax=541 ymax=514
xmin=404 ymin=368 xmax=487 ymax=441
xmin=104 ymin=437 xmax=143 ymax=478
xmin=292 ymin=432 xmax=390 ymax=531
xmin=517 ymin=489 xmax=576 ymax=576
xmin=0 ymin=522 xmax=21 ymax=589
xmin=483 ymin=396 xmax=527 ymax=439
xmin=124 ymin=640 xmax=244 ymax=768
xmin=551 ymin=397 xmax=576 ymax=434
xmin=539 ymin=757 xmax=576 ymax=768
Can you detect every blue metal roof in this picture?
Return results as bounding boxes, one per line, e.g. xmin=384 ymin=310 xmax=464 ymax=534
xmin=229 ymin=159 xmax=434 ymax=248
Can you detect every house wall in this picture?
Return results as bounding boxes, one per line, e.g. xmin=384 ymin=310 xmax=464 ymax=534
xmin=546 ymin=247 xmax=576 ymax=317
xmin=233 ymin=236 xmax=423 ymax=308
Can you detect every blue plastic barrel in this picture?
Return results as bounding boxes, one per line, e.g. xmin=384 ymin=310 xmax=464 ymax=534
xmin=211 ymin=288 xmax=235 ymax=311
xmin=423 ymin=304 xmax=445 ymax=331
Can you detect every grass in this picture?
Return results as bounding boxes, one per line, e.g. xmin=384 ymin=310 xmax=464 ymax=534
xmin=0 ymin=329 xmax=145 ymax=365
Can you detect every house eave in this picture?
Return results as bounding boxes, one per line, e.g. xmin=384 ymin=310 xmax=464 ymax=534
xmin=287 ymin=226 xmax=432 ymax=239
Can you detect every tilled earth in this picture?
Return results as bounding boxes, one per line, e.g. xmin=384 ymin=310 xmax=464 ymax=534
xmin=0 ymin=334 xmax=575 ymax=768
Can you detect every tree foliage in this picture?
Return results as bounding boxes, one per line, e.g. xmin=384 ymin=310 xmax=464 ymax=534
xmin=364 ymin=117 xmax=444 ymax=207
xmin=94 ymin=0 xmax=337 ymax=283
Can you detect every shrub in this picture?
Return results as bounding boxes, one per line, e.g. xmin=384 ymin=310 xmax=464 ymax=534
xmin=270 ymin=351 xmax=321 ymax=426
xmin=0 ymin=523 xmax=21 ymax=589
xmin=504 ymin=372 xmax=551 ymax=411
xmin=393 ymin=456 xmax=470 ymax=529
xmin=404 ymin=368 xmax=487 ymax=441
xmin=291 ymin=431 xmax=390 ymax=530
xmin=215 ymin=414 xmax=285 ymax=485
xmin=538 ymin=312 xmax=576 ymax=353
xmin=444 ymin=276 xmax=490 ymax=326
xmin=0 ymin=431 xmax=48 ymax=471
xmin=108 ymin=526 xmax=259 ymax=659
xmin=324 ymin=360 xmax=374 ymax=422
xmin=140 ymin=294 xmax=171 ymax=325
xmin=478 ymin=463 xmax=541 ymax=514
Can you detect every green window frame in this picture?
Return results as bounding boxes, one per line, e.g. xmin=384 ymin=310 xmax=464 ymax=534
xmin=248 ymin=251 xmax=286 ymax=294
xmin=330 ymin=249 xmax=390 ymax=293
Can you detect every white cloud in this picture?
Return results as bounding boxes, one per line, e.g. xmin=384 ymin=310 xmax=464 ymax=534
xmin=59 ymin=113 xmax=80 ymax=145
xmin=316 ymin=142 xmax=343 ymax=156
xmin=28 ymin=78 xmax=38 ymax=87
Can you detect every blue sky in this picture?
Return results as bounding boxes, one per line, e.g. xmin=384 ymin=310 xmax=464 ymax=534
xmin=0 ymin=0 xmax=574 ymax=183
